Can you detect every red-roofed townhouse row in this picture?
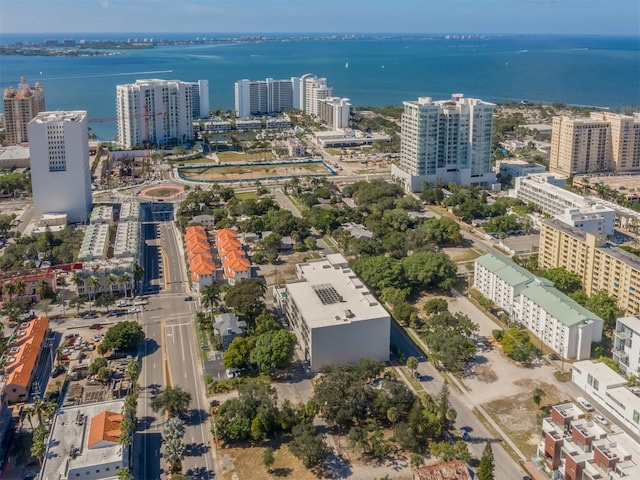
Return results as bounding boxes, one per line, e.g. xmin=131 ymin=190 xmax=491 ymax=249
xmin=184 ymin=226 xmax=215 ymax=292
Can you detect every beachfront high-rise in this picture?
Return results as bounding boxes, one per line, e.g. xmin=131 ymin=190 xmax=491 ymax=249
xmin=234 ymin=74 xmax=332 ymax=118
xmin=549 ymin=112 xmax=640 ymax=177
xmin=27 ymin=111 xmax=92 ymax=224
xmin=3 ymin=76 xmax=46 ymax=145
xmin=116 ymin=79 xmax=193 ymax=149
xmin=189 ymin=80 xmax=210 ymax=119
xmin=391 ymin=94 xmax=496 ymax=192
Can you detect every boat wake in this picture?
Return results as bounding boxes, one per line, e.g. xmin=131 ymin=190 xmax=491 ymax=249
xmin=39 ymin=70 xmax=175 ymax=81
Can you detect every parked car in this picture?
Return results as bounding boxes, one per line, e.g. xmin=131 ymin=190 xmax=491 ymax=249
xmin=548 ymin=353 xmax=559 ymax=361
xmin=89 ymin=323 xmax=102 ymax=330
xmin=462 ymin=431 xmax=471 ymax=441
xmin=128 ymin=307 xmax=141 ymax=314
xmin=117 ymin=301 xmax=131 ymax=308
xmin=184 ymin=296 xmax=193 ymax=301
xmin=107 ymin=309 xmax=124 ymax=317
xmin=594 ymin=414 xmax=609 ymax=426
xmin=81 ymin=312 xmax=98 ymax=319
xmin=50 ymin=366 xmax=66 ymax=378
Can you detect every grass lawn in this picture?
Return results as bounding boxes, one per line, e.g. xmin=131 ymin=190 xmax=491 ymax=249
xmin=144 ymin=187 xmax=182 ymax=197
xmin=234 ymin=191 xmax=258 ymax=200
xmin=180 ymin=162 xmax=331 ymax=181
xmin=221 ymin=442 xmax=318 ymax=480
xmin=217 ymin=151 xmax=275 ymax=163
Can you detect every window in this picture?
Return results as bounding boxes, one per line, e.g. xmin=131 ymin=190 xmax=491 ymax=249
xmin=633 ymin=410 xmax=639 ymax=424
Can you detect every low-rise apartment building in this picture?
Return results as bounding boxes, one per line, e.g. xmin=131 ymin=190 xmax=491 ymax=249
xmin=0 ymin=269 xmax=57 ymax=304
xmin=538 ymin=402 xmax=640 ymax=479
xmin=215 ymin=229 xmax=250 ymax=285
xmin=273 ymin=254 xmax=390 ymax=372
xmin=511 ymin=173 xmax=616 ymax=235
xmin=613 ymin=314 xmax=640 ymax=376
xmin=539 ymin=219 xmax=640 ymax=315
xmin=474 ymin=253 xmax=603 ymax=360
xmin=185 ymin=226 xmax=215 ymax=292
xmin=2 ymin=317 xmax=50 ymax=403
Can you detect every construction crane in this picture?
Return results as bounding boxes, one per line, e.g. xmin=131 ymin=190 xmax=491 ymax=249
xmin=89 ymin=108 xmax=167 ymax=149
xmin=89 ymin=109 xmax=167 ymax=186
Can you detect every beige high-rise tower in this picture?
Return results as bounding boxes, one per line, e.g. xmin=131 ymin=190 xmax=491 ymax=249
xmin=3 ymin=76 xmax=46 ymax=145
xmin=549 ymin=112 xmax=640 ymax=176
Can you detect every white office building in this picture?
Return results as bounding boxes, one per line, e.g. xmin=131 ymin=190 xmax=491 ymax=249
xmin=613 ymin=315 xmax=640 ymax=376
xmin=474 ymin=254 xmax=603 ymax=360
xmin=497 ymin=159 xmax=547 ymax=178
xmin=511 ymin=173 xmax=616 ymax=236
xmin=40 ymin=399 xmax=129 ymax=480
xmin=392 ymin=94 xmax=496 ymax=192
xmin=273 ymin=254 xmax=390 ymax=371
xmin=27 ymin=111 xmax=92 ymax=224
xmin=116 ymin=79 xmax=193 ymax=148
xmin=572 ymin=360 xmax=640 ymax=438
xmin=189 ymin=79 xmax=210 ymax=119
xmin=317 ymin=97 xmax=351 ymax=130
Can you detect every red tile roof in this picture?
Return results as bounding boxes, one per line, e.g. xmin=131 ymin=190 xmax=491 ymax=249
xmin=5 ymin=317 xmax=49 ymax=389
xmin=87 ymin=411 xmax=124 ymax=448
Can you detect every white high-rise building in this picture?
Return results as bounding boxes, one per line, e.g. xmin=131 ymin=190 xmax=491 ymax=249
xmin=28 ymin=111 xmax=92 ymax=223
xmin=116 ymin=79 xmax=193 ymax=148
xmin=298 ymin=74 xmax=332 ymax=116
xmin=392 ymin=93 xmax=496 ymax=192
xmin=234 ymin=78 xmax=296 ymax=118
xmin=317 ymin=97 xmax=351 ymax=130
xmin=189 ymin=80 xmax=210 ymax=119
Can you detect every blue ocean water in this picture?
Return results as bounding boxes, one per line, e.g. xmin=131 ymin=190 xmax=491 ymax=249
xmin=1 ymin=34 xmax=639 ymax=141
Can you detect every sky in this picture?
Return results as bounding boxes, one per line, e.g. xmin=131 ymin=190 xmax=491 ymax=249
xmin=0 ymin=0 xmax=638 ymax=36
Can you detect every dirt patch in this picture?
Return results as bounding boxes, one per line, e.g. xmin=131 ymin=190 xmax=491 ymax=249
xmin=221 ymin=443 xmax=318 ymax=480
xmin=483 ymin=380 xmax=565 ymax=458
xmin=472 ymin=364 xmax=498 ymax=384
xmin=180 ymin=161 xmax=333 ymax=182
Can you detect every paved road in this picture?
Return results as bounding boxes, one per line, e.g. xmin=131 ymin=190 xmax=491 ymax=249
xmin=390 ymin=321 xmax=526 ymax=479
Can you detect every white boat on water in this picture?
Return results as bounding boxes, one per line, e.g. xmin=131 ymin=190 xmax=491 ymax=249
xmin=345 ymin=62 xmax=349 ymax=69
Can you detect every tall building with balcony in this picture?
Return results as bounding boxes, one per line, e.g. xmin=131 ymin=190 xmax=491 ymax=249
xmin=391 ymin=94 xmax=496 ymax=192
xmin=234 ymin=78 xmax=296 ymax=118
xmin=612 ymin=315 xmax=640 ymax=376
xmin=189 ymin=79 xmax=210 ymax=119
xmin=3 ymin=76 xmax=45 ymax=145
xmin=298 ymin=74 xmax=332 ymax=116
xmin=549 ymin=113 xmax=640 ymax=176
xmin=116 ymin=79 xmax=193 ymax=148
xmin=539 ymin=219 xmax=640 ymax=315
xmin=317 ymin=97 xmax=351 ymax=130
xmin=27 ymin=111 xmax=92 ymax=224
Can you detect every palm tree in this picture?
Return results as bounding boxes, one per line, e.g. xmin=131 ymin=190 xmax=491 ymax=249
xmin=14 ymin=280 xmax=26 ymax=300
xmin=533 ymin=387 xmax=545 ymax=409
xmin=68 ymin=295 xmax=86 ymax=316
xmin=87 ymin=276 xmax=101 ymax=311
xmin=133 ymin=263 xmax=144 ymax=296
xmin=119 ymin=273 xmax=131 ymax=297
xmin=2 ymin=281 xmax=16 ymax=301
xmin=201 ymin=284 xmax=221 ymax=319
xmin=116 ymin=466 xmax=133 ymax=480
xmin=105 ymin=274 xmax=118 ymax=294
xmin=37 ymin=279 xmax=50 ymax=301
xmin=42 ymin=401 xmax=57 ymax=423
xmin=30 ymin=425 xmax=47 ymax=465
xmin=151 ymin=386 xmax=192 ymax=419
xmin=406 ymin=356 xmax=418 ymax=376
xmin=36 ymin=299 xmax=53 ymax=319
xmin=26 ymin=398 xmax=46 ymax=426
xmin=387 ymin=406 xmax=399 ymax=430
xmin=164 ymin=417 xmax=185 ymax=441
xmin=70 ymin=271 xmax=84 ymax=295
xmin=164 ymin=437 xmax=185 ymax=474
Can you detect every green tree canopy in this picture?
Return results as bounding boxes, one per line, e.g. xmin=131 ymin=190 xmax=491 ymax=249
xmin=420 ymin=311 xmax=478 ymax=372
xmin=351 ymin=255 xmax=406 ymax=293
xmin=288 ymin=422 xmax=331 ymax=469
xmin=401 ymin=251 xmax=457 ymax=292
xmin=99 ymin=321 xmax=144 ymax=353
xmin=585 ymin=290 xmax=622 ymax=331
xmin=223 ymin=336 xmax=256 ymax=369
xmin=224 ymin=278 xmax=266 ymax=319
xmin=151 ymin=386 xmax=192 ymax=419
xmin=249 ymin=329 xmax=297 ymax=374
xmin=544 ymin=267 xmax=583 ymax=294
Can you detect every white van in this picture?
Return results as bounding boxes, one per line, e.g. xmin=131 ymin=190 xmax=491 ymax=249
xmin=577 ymin=396 xmax=594 ymax=412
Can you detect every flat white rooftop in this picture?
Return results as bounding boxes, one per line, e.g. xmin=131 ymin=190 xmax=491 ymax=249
xmin=287 ymin=254 xmax=389 ymax=329
xmin=31 ymin=110 xmax=87 ymax=123
xmin=41 ymin=399 xmax=125 ymax=480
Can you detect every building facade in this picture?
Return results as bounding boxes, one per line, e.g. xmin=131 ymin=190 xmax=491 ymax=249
xmin=538 ymin=401 xmax=640 ymax=479
xmin=185 ymin=226 xmax=215 ymax=292
xmin=474 ymin=253 xmax=603 ymax=360
xmin=572 ymin=360 xmax=640 ymax=438
xmin=497 ymin=159 xmax=547 ymax=179
xmin=273 ymin=254 xmax=390 ymax=371
xmin=549 ymin=113 xmax=640 ymax=176
xmin=28 ymin=111 xmax=92 ymax=224
xmin=116 ymin=79 xmax=194 ymax=148
xmin=189 ymin=79 xmax=210 ymax=119
xmin=392 ymin=94 xmax=496 ymax=192
xmin=612 ymin=315 xmax=640 ymax=376
xmin=511 ymin=173 xmax=616 ymax=235
xmin=234 ymin=78 xmax=296 ymax=118
xmin=539 ymin=219 xmax=640 ymax=316
xmin=317 ymin=97 xmax=351 ymax=130
xmin=3 ymin=76 xmax=45 ymax=145
xmin=298 ymin=74 xmax=332 ymax=116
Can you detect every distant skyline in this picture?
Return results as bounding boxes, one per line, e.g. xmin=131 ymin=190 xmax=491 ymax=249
xmin=1 ymin=0 xmax=638 ymax=36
